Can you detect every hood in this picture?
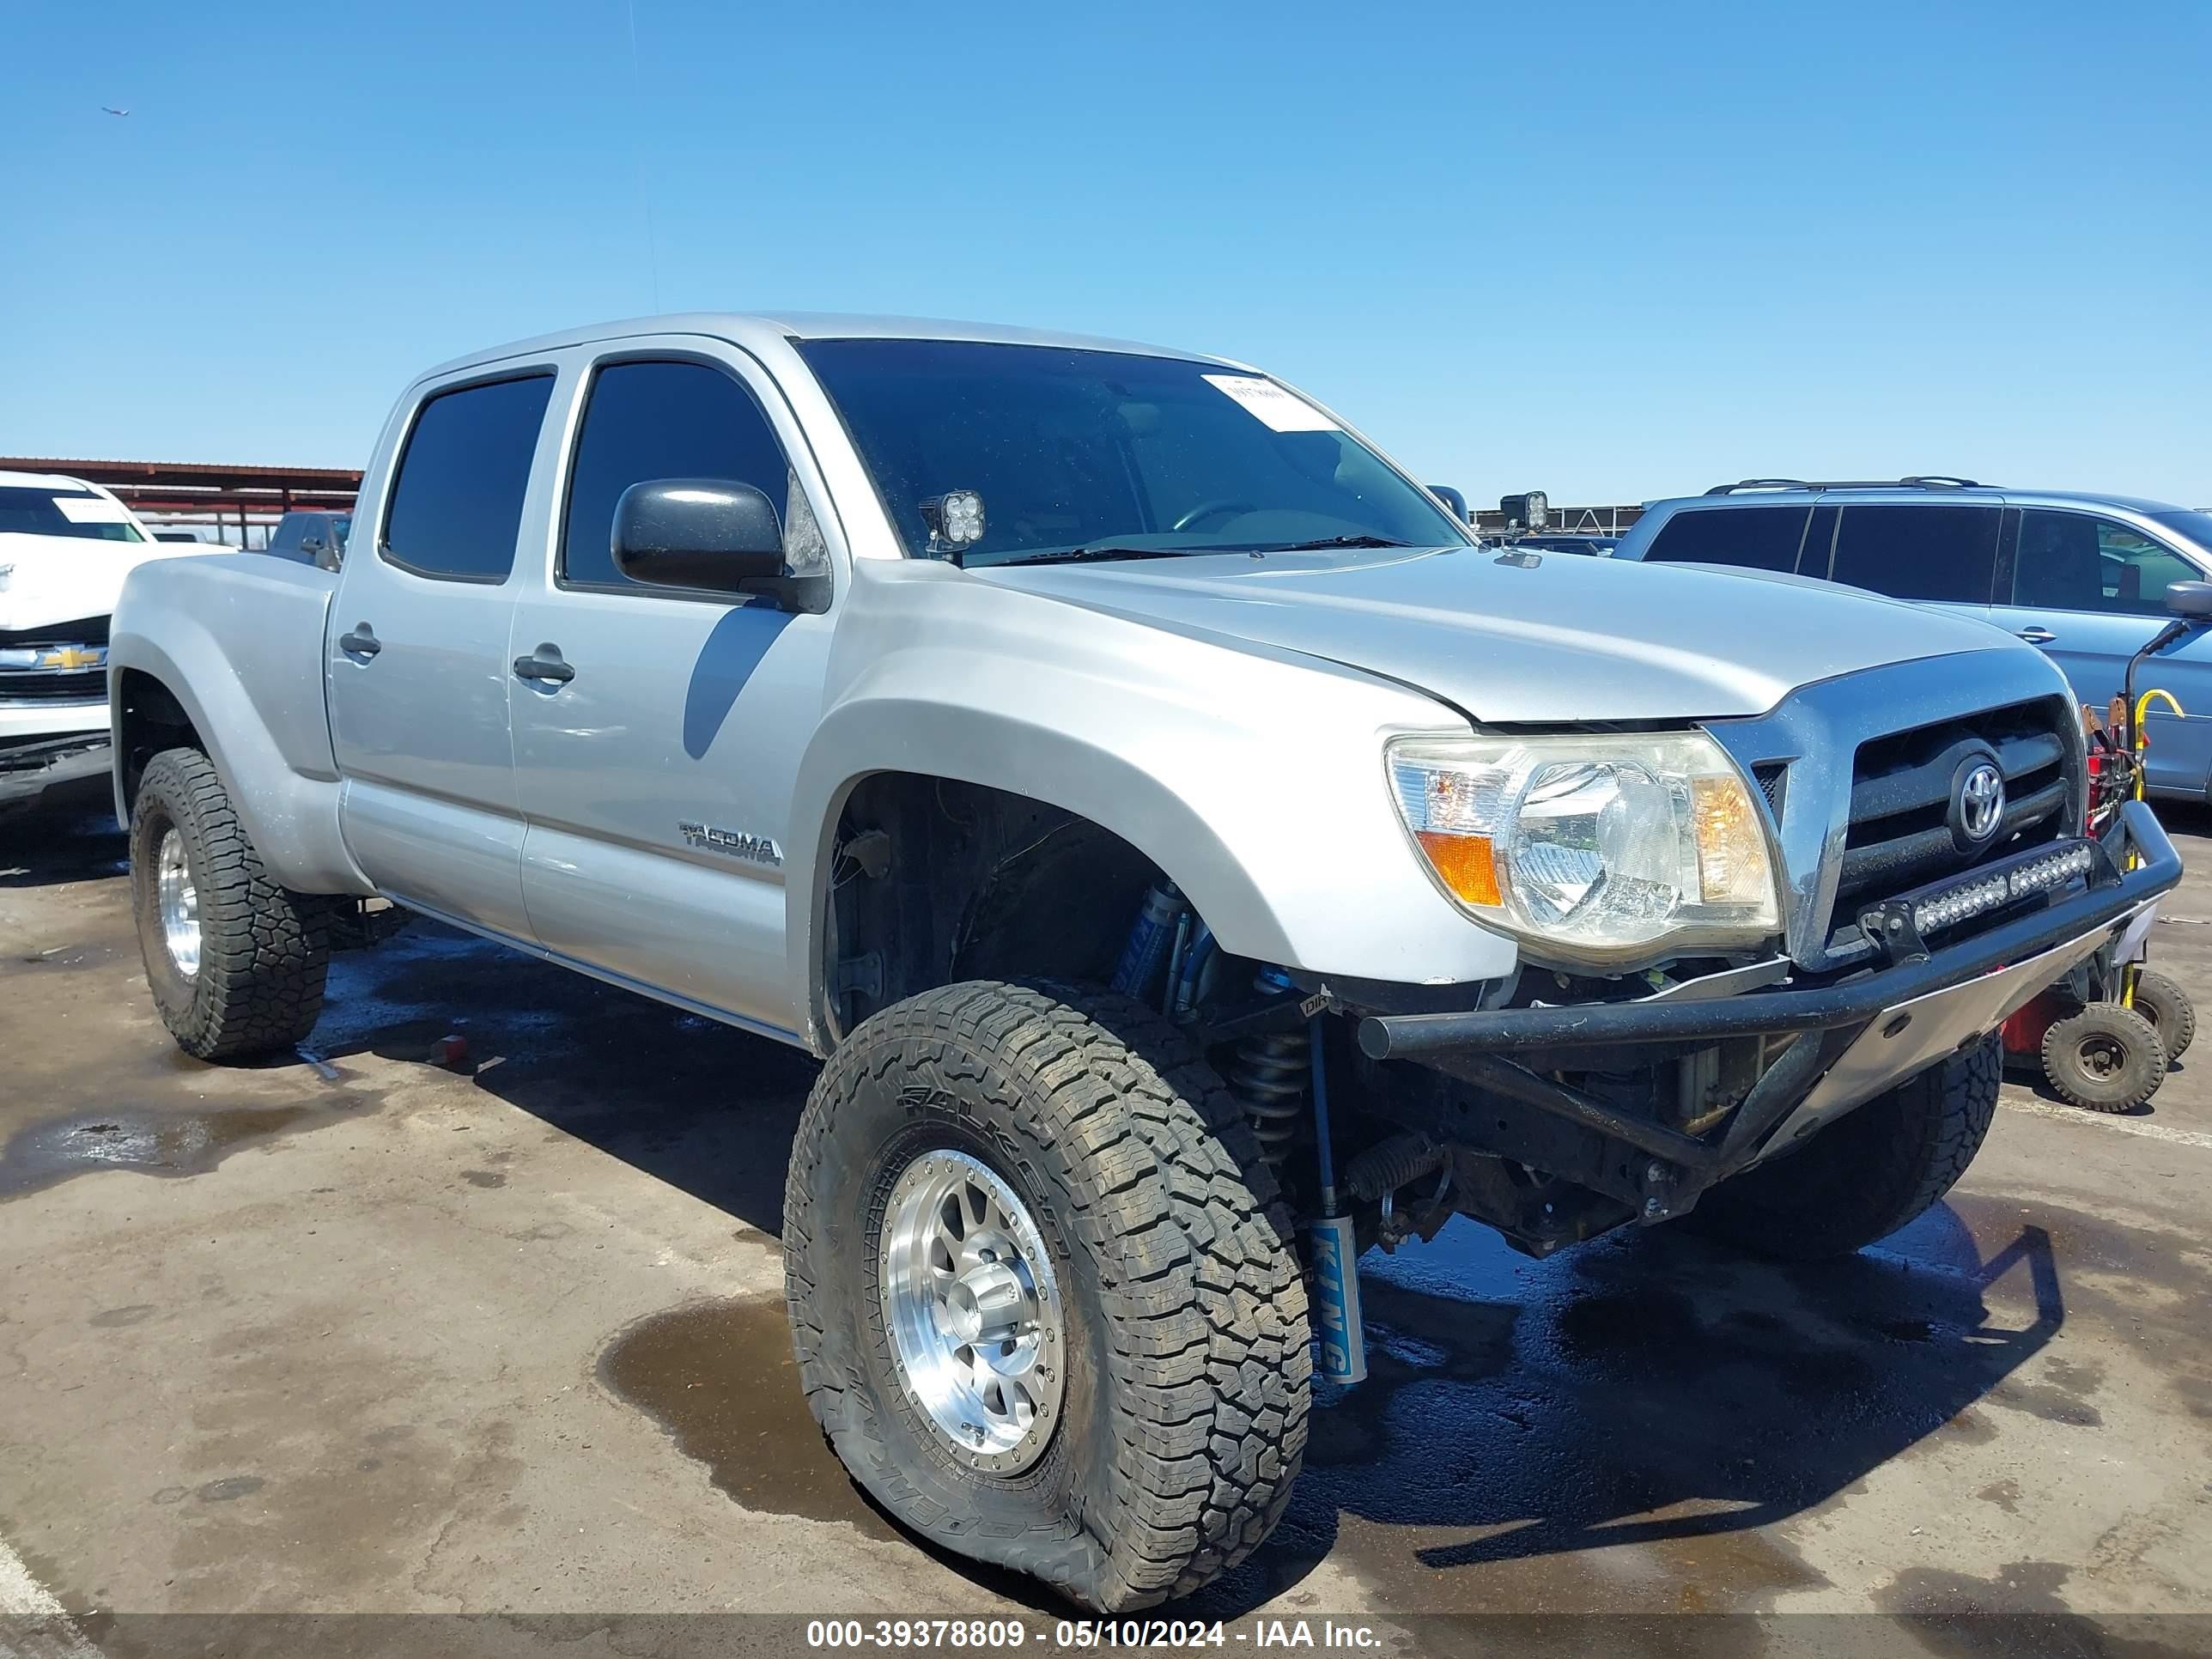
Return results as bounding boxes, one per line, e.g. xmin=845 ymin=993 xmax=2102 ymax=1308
xmin=0 ymin=532 xmax=199 ymax=634
xmin=976 ymin=544 xmax=2024 ymax=724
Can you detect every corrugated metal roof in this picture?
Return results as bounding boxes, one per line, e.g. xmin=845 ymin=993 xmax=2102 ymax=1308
xmin=0 ymin=457 xmax=362 ymax=488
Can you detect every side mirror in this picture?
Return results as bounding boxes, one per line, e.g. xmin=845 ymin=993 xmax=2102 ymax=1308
xmin=1427 ymin=484 xmax=1469 ymax=523
xmin=613 ymin=478 xmax=784 ymax=592
xmin=2165 ymin=580 xmax=2212 ymax=620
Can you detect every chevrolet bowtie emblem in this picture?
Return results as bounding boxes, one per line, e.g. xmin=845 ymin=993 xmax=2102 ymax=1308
xmin=40 ymin=647 xmax=105 ymax=671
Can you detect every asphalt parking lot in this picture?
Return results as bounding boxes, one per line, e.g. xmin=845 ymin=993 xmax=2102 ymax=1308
xmin=3 ymin=799 xmax=2209 ymax=1654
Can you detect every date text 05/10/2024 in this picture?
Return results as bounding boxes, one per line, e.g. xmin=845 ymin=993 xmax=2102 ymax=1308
xmin=805 ymin=1620 xmax=1383 ymax=1650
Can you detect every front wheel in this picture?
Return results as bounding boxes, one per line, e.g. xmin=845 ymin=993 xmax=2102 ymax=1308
xmin=1680 ymin=1034 xmax=2002 ymax=1261
xmin=782 ymin=981 xmax=1310 ymax=1611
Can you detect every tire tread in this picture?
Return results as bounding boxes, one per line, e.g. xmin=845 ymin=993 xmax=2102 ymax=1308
xmin=783 ymin=980 xmax=1310 ymax=1610
xmin=132 ymin=747 xmax=329 ymax=1060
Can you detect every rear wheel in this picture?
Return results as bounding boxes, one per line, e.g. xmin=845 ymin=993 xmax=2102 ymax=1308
xmin=2130 ymin=969 xmax=2196 ymax=1061
xmin=782 ymin=981 xmax=1310 ymax=1610
xmin=2041 ymin=1003 xmax=2166 ymax=1113
xmin=1681 ymin=1035 xmax=2001 ymax=1261
xmin=129 ymin=747 xmax=330 ymax=1060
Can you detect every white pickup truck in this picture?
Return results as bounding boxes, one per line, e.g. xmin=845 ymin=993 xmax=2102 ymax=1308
xmin=110 ymin=313 xmax=2179 ymax=1609
xmin=0 ymin=469 xmax=197 ymax=812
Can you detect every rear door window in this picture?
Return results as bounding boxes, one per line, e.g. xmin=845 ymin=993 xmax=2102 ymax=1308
xmin=1642 ymin=506 xmax=1810 ymax=572
xmin=381 ymin=374 xmax=556 ymax=582
xmin=1828 ymin=505 xmax=2001 ymax=603
xmin=2013 ymin=509 xmax=2202 ymax=616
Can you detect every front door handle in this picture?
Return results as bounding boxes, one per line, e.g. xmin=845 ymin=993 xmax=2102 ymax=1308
xmin=338 ymin=623 xmax=381 ymax=658
xmin=2015 ymin=627 xmax=2057 ymax=644
xmin=513 ymin=645 xmax=575 ymax=685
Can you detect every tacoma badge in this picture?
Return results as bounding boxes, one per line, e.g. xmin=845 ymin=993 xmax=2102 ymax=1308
xmin=678 ymin=820 xmax=783 ymax=866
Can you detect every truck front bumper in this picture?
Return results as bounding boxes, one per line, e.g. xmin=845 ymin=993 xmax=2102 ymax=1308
xmin=1358 ymin=799 xmax=2182 ymax=1183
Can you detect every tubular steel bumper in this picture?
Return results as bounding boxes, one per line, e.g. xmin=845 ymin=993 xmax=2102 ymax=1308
xmin=1360 ymin=799 xmax=2180 ymax=1064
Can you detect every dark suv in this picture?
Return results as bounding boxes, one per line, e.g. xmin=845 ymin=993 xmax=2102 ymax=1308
xmin=1615 ymin=479 xmax=2212 ymax=799
xmin=264 ymin=509 xmax=350 ymax=571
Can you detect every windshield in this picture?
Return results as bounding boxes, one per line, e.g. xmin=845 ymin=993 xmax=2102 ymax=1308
xmin=2152 ymin=510 xmax=2212 ymax=555
xmin=0 ymin=485 xmax=146 ymax=543
xmin=796 ymin=339 xmax=1468 ymax=566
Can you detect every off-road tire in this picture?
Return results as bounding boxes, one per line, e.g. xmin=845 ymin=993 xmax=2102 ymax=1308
xmin=782 ymin=980 xmax=1310 ymax=1611
xmin=1680 ymin=1034 xmax=2002 ymax=1261
xmin=2041 ymin=1003 xmax=2166 ymax=1113
xmin=130 ymin=747 xmax=330 ymax=1060
xmin=2130 ymin=969 xmax=2196 ymax=1062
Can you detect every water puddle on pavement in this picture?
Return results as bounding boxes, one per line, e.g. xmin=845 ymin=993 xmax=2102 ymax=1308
xmin=599 ymin=1297 xmax=894 ymax=1540
xmin=0 ymin=1043 xmax=375 ymax=1200
xmin=0 ymin=1102 xmax=318 ymax=1200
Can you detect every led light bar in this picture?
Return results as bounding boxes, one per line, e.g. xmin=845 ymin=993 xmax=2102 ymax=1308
xmin=1911 ymin=842 xmax=2095 ymax=937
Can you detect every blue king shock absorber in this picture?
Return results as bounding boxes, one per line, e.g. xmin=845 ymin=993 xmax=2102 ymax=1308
xmin=1109 ymin=882 xmax=1182 ymax=1001
xmin=1305 ymin=1010 xmax=1367 ymax=1384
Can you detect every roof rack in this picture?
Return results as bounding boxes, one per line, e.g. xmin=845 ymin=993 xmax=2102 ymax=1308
xmin=1703 ymin=476 xmax=1984 ymax=496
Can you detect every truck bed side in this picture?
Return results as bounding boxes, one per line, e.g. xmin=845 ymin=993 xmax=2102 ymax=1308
xmin=109 ymin=553 xmax=372 ymax=895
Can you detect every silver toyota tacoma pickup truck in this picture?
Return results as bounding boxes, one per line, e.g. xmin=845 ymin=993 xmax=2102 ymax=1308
xmin=111 ymin=313 xmax=2179 ymax=1609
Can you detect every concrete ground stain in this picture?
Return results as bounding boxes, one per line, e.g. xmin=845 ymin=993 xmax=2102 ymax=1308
xmin=599 ymin=1297 xmax=895 ymax=1540
xmin=0 ymin=1103 xmax=320 ymax=1200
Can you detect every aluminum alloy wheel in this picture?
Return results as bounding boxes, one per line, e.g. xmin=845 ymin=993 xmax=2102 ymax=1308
xmin=878 ymin=1148 xmax=1066 ymax=1474
xmin=155 ymin=828 xmax=202 ymax=979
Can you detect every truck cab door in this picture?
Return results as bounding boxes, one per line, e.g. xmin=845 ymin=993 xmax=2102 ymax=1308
xmin=507 ymin=345 xmax=837 ymax=1039
xmin=326 ymin=369 xmax=560 ymax=938
xmin=1991 ymin=507 xmax=2212 ymax=796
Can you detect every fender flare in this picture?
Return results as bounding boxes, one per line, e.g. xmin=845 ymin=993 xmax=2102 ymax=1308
xmin=785 ymin=699 xmax=1296 ymax=1048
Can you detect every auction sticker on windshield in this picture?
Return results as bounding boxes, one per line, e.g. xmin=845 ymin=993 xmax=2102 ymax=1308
xmin=52 ymin=494 xmax=133 ymax=524
xmin=1201 ymin=374 xmax=1339 ymax=433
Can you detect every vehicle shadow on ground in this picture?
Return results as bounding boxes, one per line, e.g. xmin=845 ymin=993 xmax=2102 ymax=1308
xmin=0 ymin=799 xmax=125 ymax=890
xmin=1186 ymin=1207 xmax=2065 ymax=1615
xmin=307 ymin=921 xmax=2069 ymax=1619
xmin=307 ymin=917 xmax=816 ymax=1240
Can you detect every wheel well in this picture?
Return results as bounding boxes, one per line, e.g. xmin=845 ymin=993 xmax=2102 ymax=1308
xmin=826 ymin=774 xmax=1165 ymax=1035
xmin=115 ymin=669 xmax=203 ymax=814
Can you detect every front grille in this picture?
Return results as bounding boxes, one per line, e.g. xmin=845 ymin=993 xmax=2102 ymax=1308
xmin=0 ymin=616 xmax=109 ymax=706
xmin=1835 ymin=699 xmax=2072 ymax=910
xmin=1753 ymin=762 xmax=1788 ymax=816
xmin=0 ymin=669 xmax=105 ymax=702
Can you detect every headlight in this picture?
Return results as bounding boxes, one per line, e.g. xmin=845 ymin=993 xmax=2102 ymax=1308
xmin=1388 ymin=731 xmax=1780 ymax=968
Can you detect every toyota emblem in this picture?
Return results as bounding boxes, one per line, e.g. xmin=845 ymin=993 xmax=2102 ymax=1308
xmin=1957 ymin=761 xmax=2005 ymax=843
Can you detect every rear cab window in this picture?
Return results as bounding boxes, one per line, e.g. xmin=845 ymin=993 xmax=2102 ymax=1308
xmin=380 ymin=374 xmax=556 ymax=582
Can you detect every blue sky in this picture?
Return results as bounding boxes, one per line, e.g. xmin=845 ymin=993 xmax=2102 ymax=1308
xmin=2 ymin=1 xmax=2205 ymax=506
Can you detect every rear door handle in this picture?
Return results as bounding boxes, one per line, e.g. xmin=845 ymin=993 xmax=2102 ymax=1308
xmin=2014 ymin=627 xmax=2056 ymax=644
xmin=513 ymin=645 xmax=575 ymax=685
xmin=338 ymin=624 xmax=381 ymax=658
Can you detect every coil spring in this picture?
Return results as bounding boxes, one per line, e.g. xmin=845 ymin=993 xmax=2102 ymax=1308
xmin=1231 ymin=1030 xmax=1307 ymax=1165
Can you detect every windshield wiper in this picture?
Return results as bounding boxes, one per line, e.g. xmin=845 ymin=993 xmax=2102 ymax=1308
xmin=983 ymin=546 xmax=1203 ymax=568
xmin=1246 ymin=534 xmax=1415 ymax=551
